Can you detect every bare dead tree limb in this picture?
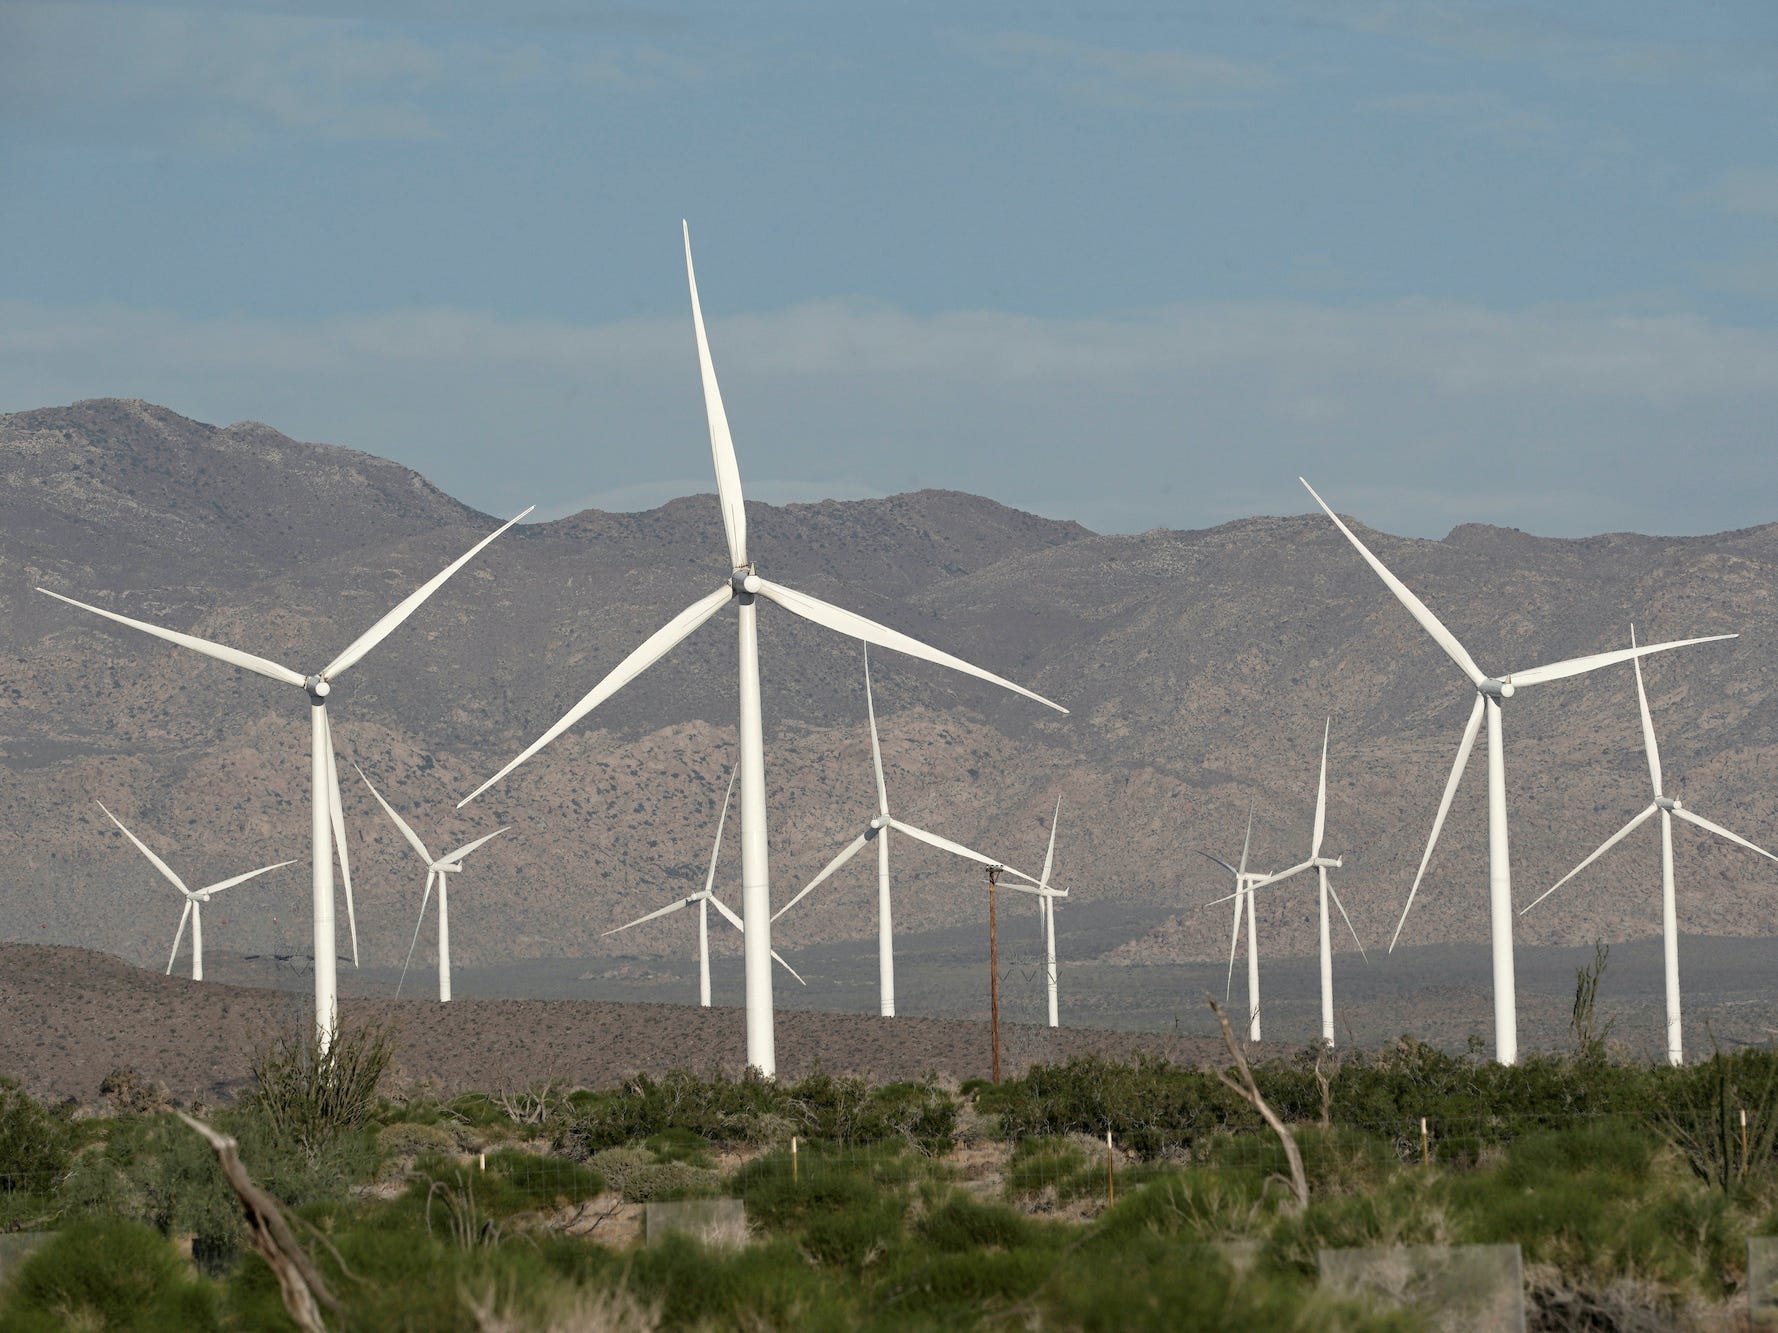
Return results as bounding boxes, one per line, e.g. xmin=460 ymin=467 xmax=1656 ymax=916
xmin=176 ymin=1111 xmax=340 ymax=1333
xmin=1207 ymin=995 xmax=1308 ymax=1214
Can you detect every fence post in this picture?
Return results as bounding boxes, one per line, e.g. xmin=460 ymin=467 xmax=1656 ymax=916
xmin=1106 ymin=1129 xmax=1115 ymax=1207
xmin=1741 ymin=1108 xmax=1750 ymax=1182
xmin=1420 ymin=1116 xmax=1429 ymax=1167
xmin=791 ymin=1135 xmax=799 ymax=1184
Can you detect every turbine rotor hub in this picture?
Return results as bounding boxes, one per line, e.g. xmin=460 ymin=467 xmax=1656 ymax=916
xmin=1656 ymin=796 xmax=1680 ymax=811
xmin=305 ymin=676 xmax=331 ymax=700
xmin=869 ymin=814 xmax=889 ymax=830
xmin=1479 ymin=678 xmax=1515 ymax=699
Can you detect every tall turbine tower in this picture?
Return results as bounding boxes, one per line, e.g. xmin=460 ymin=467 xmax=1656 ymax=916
xmin=42 ymin=508 xmax=530 ymax=1044
xmin=461 ymin=226 xmax=1065 ymax=1077
xmin=1301 ymin=478 xmax=1734 ymax=1064
xmin=1521 ymin=626 xmax=1778 ymax=1064
xmin=1199 ymin=806 xmax=1269 ymax=1040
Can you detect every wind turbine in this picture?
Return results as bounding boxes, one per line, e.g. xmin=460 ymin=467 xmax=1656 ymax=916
xmin=96 ymin=800 xmax=292 ymax=981
xmin=1301 ymin=477 xmax=1735 ymax=1064
xmin=460 ymin=225 xmax=1065 ymax=1077
xmin=356 ymin=766 xmax=507 ymax=1004
xmin=1029 ymin=795 xmax=1068 ymax=1028
xmin=1198 ymin=805 xmax=1269 ymax=1041
xmin=1521 ymin=626 xmax=1778 ymax=1065
xmin=41 ymin=507 xmax=531 ymax=1044
xmin=1223 ymin=721 xmax=1368 ymax=1047
xmin=769 ymin=646 xmax=1043 ymax=1017
xmin=603 ymin=769 xmax=806 ymax=1002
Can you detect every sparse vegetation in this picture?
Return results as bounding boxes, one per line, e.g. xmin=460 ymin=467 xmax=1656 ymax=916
xmin=6 ymin=1044 xmax=1778 ymax=1329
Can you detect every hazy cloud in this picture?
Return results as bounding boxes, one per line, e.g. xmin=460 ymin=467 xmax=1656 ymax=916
xmin=972 ymin=32 xmax=1280 ymax=109
xmin=2 ymin=295 xmax=1773 ymax=539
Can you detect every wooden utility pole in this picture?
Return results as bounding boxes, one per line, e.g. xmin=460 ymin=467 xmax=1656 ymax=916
xmin=987 ymin=864 xmax=1001 ymax=1084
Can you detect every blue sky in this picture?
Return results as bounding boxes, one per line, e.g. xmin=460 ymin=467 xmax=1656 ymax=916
xmin=3 ymin=0 xmax=1775 ymax=537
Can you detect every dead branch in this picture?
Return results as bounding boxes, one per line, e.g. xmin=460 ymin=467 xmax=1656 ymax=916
xmin=1207 ymin=996 xmax=1308 ymax=1215
xmin=177 ymin=1111 xmax=340 ymax=1333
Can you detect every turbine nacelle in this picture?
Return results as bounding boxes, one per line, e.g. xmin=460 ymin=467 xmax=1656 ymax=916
xmin=306 ymin=676 xmax=331 ymax=700
xmin=869 ymin=814 xmax=890 ymax=830
xmin=729 ymin=571 xmax=761 ymax=595
xmin=1479 ymin=678 xmax=1515 ymax=699
xmin=1656 ymin=795 xmax=1681 ymax=812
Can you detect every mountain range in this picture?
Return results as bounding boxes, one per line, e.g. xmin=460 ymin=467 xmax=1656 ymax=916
xmin=5 ymin=399 xmax=1776 ymax=997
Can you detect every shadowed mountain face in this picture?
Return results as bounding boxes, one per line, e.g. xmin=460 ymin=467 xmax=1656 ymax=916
xmin=5 ymin=400 xmax=1778 ymax=996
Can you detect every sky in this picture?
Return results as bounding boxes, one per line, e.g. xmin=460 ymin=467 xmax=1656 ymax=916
xmin=2 ymin=0 xmax=1776 ymax=539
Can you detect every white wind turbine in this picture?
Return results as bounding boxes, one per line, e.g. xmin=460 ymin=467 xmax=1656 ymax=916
xmin=769 ymin=646 xmax=1046 ymax=1017
xmin=1029 ymin=796 xmax=1068 ymax=1028
xmin=460 ymin=225 xmax=1065 ymax=1077
xmin=356 ymin=766 xmax=508 ymax=1004
xmin=1301 ymin=477 xmax=1735 ymax=1064
xmin=96 ymin=800 xmax=292 ymax=981
xmin=41 ymin=508 xmax=530 ymax=1044
xmin=1219 ymin=721 xmax=1368 ymax=1047
xmin=1521 ymin=626 xmax=1778 ymax=1065
xmin=1198 ymin=805 xmax=1269 ymax=1040
xmin=603 ymin=769 xmax=807 ymax=1003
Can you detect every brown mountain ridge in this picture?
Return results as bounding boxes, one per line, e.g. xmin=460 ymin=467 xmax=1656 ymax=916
xmin=5 ymin=400 xmax=1777 ymax=997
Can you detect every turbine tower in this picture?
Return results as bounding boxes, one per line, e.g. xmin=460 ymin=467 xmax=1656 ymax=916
xmin=1229 ymin=721 xmax=1368 ymax=1047
xmin=1301 ymin=477 xmax=1734 ymax=1064
xmin=603 ymin=770 xmax=807 ymax=1002
xmin=1030 ymin=796 xmax=1067 ymax=1028
xmin=770 ymin=646 xmax=1042 ymax=1017
xmin=42 ymin=508 xmax=530 ymax=1044
xmin=461 ymin=226 xmax=1064 ymax=1077
xmin=1521 ymin=626 xmax=1778 ymax=1065
xmin=356 ymin=766 xmax=507 ymax=1004
xmin=97 ymin=801 xmax=292 ymax=981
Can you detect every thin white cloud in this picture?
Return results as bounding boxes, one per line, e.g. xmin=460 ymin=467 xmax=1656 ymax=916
xmin=0 ymin=1 xmax=707 ymax=147
xmin=1368 ymin=90 xmax=1626 ymax=157
xmin=1696 ymin=167 xmax=1778 ymax=221
xmin=2 ymin=294 xmax=1775 ymax=539
xmin=972 ymin=32 xmax=1280 ymax=109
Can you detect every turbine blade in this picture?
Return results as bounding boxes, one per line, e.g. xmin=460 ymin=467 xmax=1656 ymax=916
xmin=1195 ymin=849 xmax=1239 ymax=878
xmin=1521 ymin=803 xmax=1659 ymax=914
xmin=771 ymin=949 xmax=807 ymax=986
xmin=321 ymin=507 xmax=534 ymax=680
xmin=1326 ymin=879 xmax=1369 ymax=962
xmin=1238 ymin=804 xmax=1253 ymax=877
xmin=602 ymin=896 xmax=697 ymax=935
xmin=459 ymin=584 xmax=734 ymax=806
xmin=95 ymin=801 xmax=190 ymax=895
xmin=396 ymin=870 xmax=434 ymax=999
xmin=683 ymin=221 xmax=748 ymax=570
xmin=1312 ymin=718 xmax=1330 ymax=858
xmin=434 ymin=827 xmax=508 ymax=867
xmin=198 ymin=860 xmax=296 ymax=896
xmin=39 ymin=589 xmax=307 ymax=687
xmin=707 ymin=892 xmax=746 ymax=934
xmin=1040 ymin=795 xmax=1061 ymax=889
xmin=1225 ymin=889 xmax=1242 ymax=1002
xmin=1505 ymin=634 xmax=1737 ymax=689
xmin=1389 ymin=693 xmax=1485 ymax=952
xmin=704 ymin=768 xmax=739 ymax=897
xmin=1630 ymin=625 xmax=1664 ymax=797
xmin=323 ymin=710 xmax=358 ymax=967
xmin=888 ymin=818 xmax=1031 ymax=882
xmin=864 ymin=647 xmax=889 ymax=817
xmin=356 ymin=765 xmax=433 ymax=863
xmin=168 ymin=900 xmax=193 ymax=975
xmin=1250 ymin=860 xmax=1315 ymax=892
xmin=1299 ymin=478 xmax=1488 ymax=687
xmin=772 ymin=833 xmax=871 ymax=922
xmin=752 ymin=578 xmax=1067 ymax=714
xmin=1674 ymin=806 xmax=1778 ymax=863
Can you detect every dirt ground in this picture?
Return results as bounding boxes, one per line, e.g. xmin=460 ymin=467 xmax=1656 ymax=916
xmin=2 ymin=943 xmax=1245 ymax=1105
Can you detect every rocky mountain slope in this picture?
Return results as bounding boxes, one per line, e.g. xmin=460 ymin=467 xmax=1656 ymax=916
xmin=4 ymin=400 xmax=1776 ymax=987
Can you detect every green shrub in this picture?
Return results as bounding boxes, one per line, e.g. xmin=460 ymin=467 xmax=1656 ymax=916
xmin=3 ymin=1218 xmax=221 ymax=1331
xmin=0 ymin=1081 xmax=70 ymax=1196
xmin=241 ymin=1020 xmax=395 ymax=1164
xmin=377 ymin=1120 xmax=459 ymax=1161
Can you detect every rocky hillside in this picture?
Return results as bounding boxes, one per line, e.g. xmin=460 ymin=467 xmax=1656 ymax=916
xmin=4 ymin=400 xmax=1776 ymax=984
